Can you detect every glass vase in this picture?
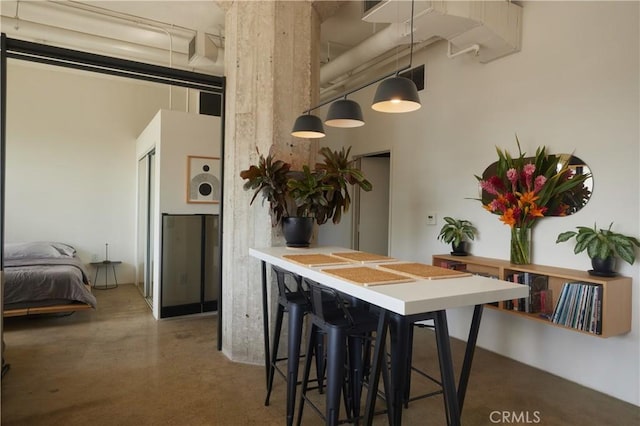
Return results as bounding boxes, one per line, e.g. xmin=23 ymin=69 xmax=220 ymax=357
xmin=510 ymin=226 xmax=532 ymax=264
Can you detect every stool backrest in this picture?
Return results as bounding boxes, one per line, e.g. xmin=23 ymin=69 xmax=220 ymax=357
xmin=272 ymin=265 xmax=303 ymax=298
xmin=304 ymin=278 xmax=354 ymax=325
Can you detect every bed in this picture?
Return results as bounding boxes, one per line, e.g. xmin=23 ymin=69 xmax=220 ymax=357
xmin=3 ymin=241 xmax=97 ymax=317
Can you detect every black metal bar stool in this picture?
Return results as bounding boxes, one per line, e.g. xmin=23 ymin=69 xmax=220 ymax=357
xmin=296 ymin=279 xmax=391 ymax=426
xmin=403 ymin=320 xmax=445 ymax=407
xmin=388 ymin=312 xmax=447 ymax=425
xmin=264 ymin=266 xmax=324 ymax=426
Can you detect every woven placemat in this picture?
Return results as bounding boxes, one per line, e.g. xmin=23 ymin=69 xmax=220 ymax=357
xmin=320 ymin=266 xmax=414 ymax=286
xmin=330 ymin=251 xmax=396 ymax=263
xmin=378 ymin=263 xmax=472 ymax=280
xmin=282 ymin=253 xmax=353 ymax=267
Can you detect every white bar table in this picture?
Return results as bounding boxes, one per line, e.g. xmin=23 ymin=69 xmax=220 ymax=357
xmin=250 ymin=246 xmax=528 ymax=426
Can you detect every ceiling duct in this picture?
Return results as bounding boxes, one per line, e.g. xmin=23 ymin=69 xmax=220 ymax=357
xmin=0 ymin=1 xmax=224 ymax=75
xmin=188 ymin=32 xmax=221 ymax=67
xmin=320 ymin=0 xmax=522 ymax=87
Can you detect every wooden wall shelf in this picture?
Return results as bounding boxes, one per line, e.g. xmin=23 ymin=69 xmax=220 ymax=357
xmin=432 ymin=254 xmax=632 ymax=338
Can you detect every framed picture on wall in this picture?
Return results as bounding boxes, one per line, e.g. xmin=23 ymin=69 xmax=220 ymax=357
xmin=187 ymin=156 xmax=220 ymax=204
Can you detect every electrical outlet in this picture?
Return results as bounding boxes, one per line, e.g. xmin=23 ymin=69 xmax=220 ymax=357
xmin=426 ymin=213 xmax=437 ymax=225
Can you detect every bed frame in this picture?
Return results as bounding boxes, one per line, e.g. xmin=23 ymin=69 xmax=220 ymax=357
xmin=3 ymin=284 xmax=95 ymax=318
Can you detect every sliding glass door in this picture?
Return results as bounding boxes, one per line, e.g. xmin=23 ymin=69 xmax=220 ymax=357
xmin=136 ymin=149 xmax=155 ymax=305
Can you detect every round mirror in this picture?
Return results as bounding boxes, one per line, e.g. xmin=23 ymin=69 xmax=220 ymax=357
xmin=480 ymin=154 xmax=593 ymax=216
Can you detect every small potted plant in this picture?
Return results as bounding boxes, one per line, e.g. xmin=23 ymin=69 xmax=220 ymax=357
xmin=437 ymin=217 xmax=478 ymax=256
xmin=556 ymin=222 xmax=640 ymax=276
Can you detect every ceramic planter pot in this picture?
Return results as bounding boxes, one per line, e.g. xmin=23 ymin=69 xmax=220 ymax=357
xmin=451 ymin=241 xmax=468 ymax=256
xmin=281 ymin=217 xmax=314 ymax=247
xmin=590 ymin=256 xmax=616 ymax=276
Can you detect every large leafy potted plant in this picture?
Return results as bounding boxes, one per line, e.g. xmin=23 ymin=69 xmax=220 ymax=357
xmin=437 ymin=217 xmax=477 ymax=256
xmin=556 ymin=222 xmax=640 ymax=276
xmin=284 ymin=166 xmax=332 ymax=247
xmin=314 ymin=146 xmax=372 ymax=225
xmin=240 ymin=146 xmax=372 ymax=247
xmin=240 ymin=150 xmax=291 ymax=226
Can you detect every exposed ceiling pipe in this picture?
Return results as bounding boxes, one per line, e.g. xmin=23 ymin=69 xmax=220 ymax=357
xmin=1 ymin=16 xmax=225 ymax=75
xmin=40 ymin=0 xmax=196 ymax=51
xmin=320 ymin=1 xmax=523 ymax=91
xmin=320 ymin=38 xmax=437 ymax=100
xmin=320 ymin=22 xmax=405 ymax=86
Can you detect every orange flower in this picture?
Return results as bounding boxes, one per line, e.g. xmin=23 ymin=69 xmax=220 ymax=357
xmin=500 ymin=208 xmax=517 ymax=226
xmin=529 ymin=205 xmax=545 ymax=218
xmin=517 ymin=191 xmax=539 ymax=207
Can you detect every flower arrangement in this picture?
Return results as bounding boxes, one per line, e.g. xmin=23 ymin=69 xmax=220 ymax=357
xmin=476 ymin=136 xmax=591 ymax=264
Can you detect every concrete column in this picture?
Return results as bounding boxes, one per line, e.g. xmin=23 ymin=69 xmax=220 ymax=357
xmin=220 ymin=1 xmax=332 ymax=363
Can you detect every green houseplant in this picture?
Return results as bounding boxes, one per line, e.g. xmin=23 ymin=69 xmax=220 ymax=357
xmin=556 ymin=223 xmax=640 ymax=275
xmin=240 ymin=146 xmax=372 ymax=247
xmin=437 ymin=217 xmax=478 ymax=256
xmin=240 ymin=151 xmax=291 ymax=226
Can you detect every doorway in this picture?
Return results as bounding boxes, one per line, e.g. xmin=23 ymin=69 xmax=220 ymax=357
xmin=353 ymin=152 xmax=391 ymax=255
xmin=0 ymin=36 xmax=226 ymax=355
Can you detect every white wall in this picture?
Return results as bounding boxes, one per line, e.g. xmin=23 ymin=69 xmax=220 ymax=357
xmin=321 ymin=1 xmax=639 ymax=405
xmin=158 ymin=110 xmax=222 ymax=215
xmin=5 ymin=61 xmax=184 ymax=284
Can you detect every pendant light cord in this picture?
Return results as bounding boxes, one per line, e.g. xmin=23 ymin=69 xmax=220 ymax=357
xmin=408 ymin=0 xmax=414 ymax=69
xmin=300 ymin=0 xmax=416 ymax=115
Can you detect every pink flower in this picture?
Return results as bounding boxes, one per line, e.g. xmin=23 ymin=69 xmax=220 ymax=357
xmin=506 ymin=168 xmax=518 ymax=191
xmin=534 ymin=175 xmax=547 ymax=192
xmin=523 ymin=163 xmax=536 ymax=177
xmin=488 ymin=198 xmax=504 ymax=212
xmin=523 ymin=163 xmax=536 ymax=190
xmin=480 ymin=177 xmax=505 ymax=195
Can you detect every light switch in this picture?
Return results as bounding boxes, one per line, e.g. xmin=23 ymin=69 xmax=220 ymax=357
xmin=426 ymin=213 xmax=437 ymax=225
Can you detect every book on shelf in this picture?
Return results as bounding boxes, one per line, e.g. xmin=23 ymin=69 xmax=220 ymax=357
xmin=506 ymin=272 xmax=524 ymax=311
xmin=551 ymin=282 xmax=602 ymax=334
xmin=437 ymin=259 xmax=468 ymax=271
xmin=505 ymin=272 xmax=550 ymax=314
xmin=531 ymin=289 xmax=553 ymax=315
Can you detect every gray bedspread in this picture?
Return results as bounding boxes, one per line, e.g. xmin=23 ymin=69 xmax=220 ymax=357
xmin=4 ymin=257 xmax=97 ymax=308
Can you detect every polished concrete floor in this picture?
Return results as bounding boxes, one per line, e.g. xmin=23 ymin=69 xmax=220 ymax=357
xmin=1 ymin=284 xmax=638 ymax=425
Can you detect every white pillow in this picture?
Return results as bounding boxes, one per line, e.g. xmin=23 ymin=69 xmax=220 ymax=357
xmin=4 ymin=241 xmax=76 ymax=260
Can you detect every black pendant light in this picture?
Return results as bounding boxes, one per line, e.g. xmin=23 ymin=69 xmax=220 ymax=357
xmin=291 ymin=0 xmax=421 ymax=136
xmin=371 ymin=76 xmax=421 ymax=113
xmin=325 ymin=99 xmax=364 ymax=128
xmin=291 ymin=113 xmax=325 ymax=138
xmin=371 ymin=0 xmax=421 ymax=114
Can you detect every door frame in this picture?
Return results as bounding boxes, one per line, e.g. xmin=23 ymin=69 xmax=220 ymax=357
xmin=0 ymin=34 xmax=226 ymax=350
xmin=352 ymin=150 xmax=392 ymax=253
